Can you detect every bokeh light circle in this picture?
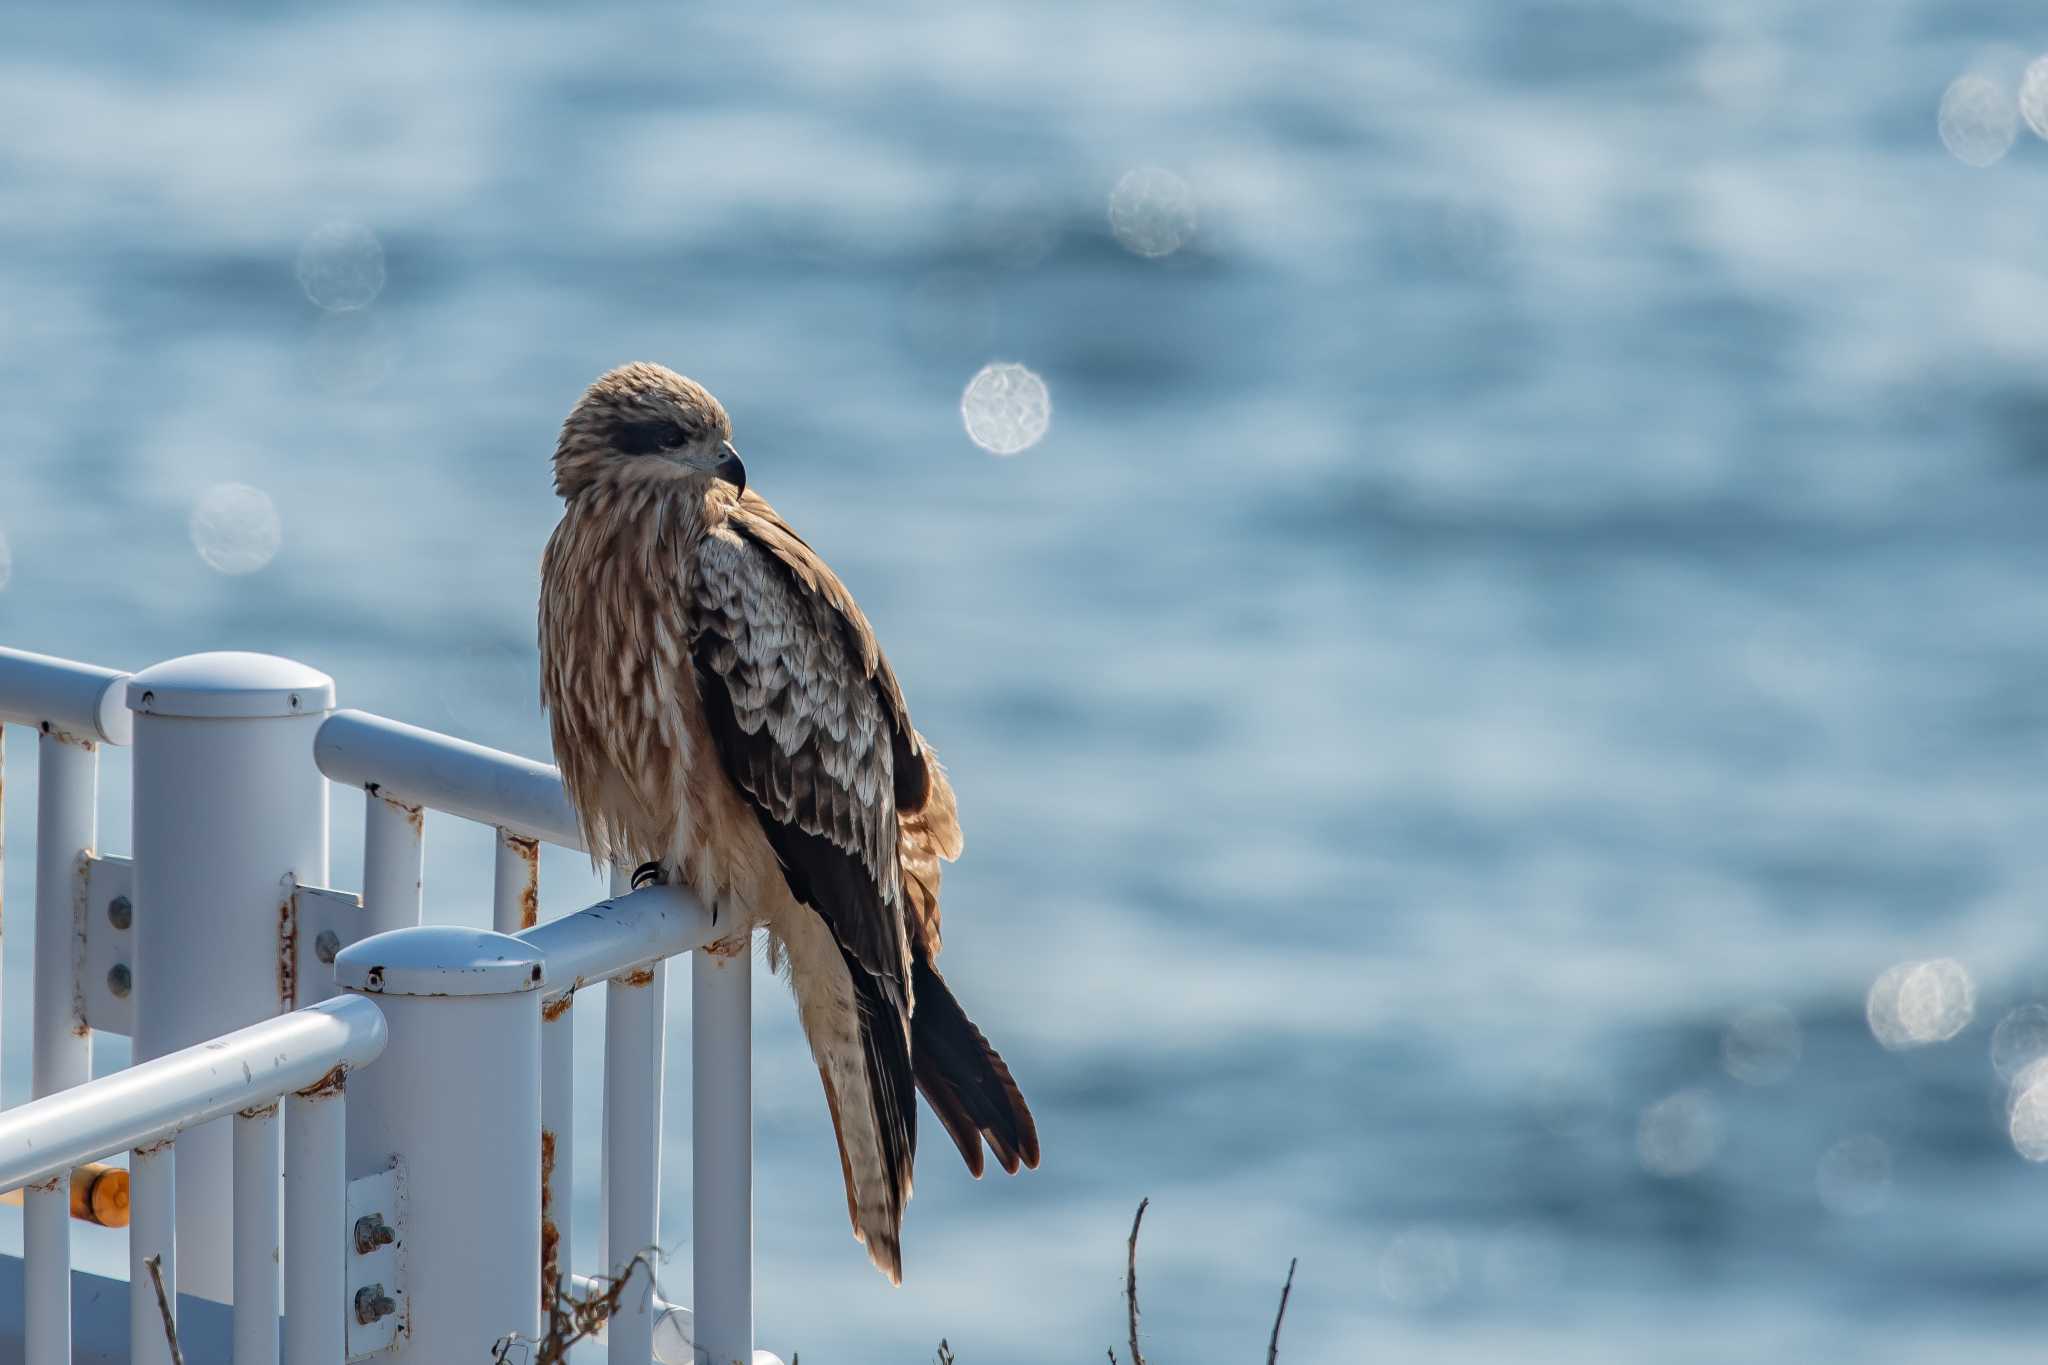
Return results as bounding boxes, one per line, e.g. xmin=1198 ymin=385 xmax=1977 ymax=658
xmin=190 ymin=483 xmax=282 ymax=574
xmin=1637 ymin=1088 xmax=1722 ymax=1178
xmin=1993 ymin=1004 xmax=2048 ymax=1079
xmin=1109 ymin=168 xmax=1197 ymax=258
xmin=1721 ymin=1004 xmax=1802 ymax=1085
xmin=296 ymin=221 xmax=387 ymax=311
xmin=1938 ymin=74 xmax=2018 ymax=167
xmin=2009 ymin=1061 xmax=2048 ymax=1160
xmin=960 ymin=362 xmax=1051 ymax=455
xmin=2022 ymin=56 xmax=2048 ymax=140
xmin=1377 ymin=1226 xmax=1460 ymax=1307
xmin=1867 ymin=958 xmax=1975 ymax=1049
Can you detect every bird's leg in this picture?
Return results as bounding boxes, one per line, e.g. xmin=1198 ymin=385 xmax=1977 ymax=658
xmin=629 ymin=860 xmax=718 ymax=925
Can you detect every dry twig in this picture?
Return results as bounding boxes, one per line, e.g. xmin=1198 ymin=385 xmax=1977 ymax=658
xmin=143 ymin=1253 xmax=185 ymax=1365
xmin=492 ymin=1250 xmax=658 ymax=1365
xmin=1266 ymin=1257 xmax=1298 ymax=1365
xmin=1125 ymin=1197 xmax=1150 ymax=1365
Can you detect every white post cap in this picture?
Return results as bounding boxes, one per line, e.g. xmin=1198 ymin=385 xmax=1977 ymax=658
xmin=127 ymin=652 xmax=336 ymax=719
xmin=336 ymin=926 xmax=548 ymax=997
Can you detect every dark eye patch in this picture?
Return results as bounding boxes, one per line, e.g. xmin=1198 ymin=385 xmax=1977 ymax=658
xmin=612 ymin=419 xmax=692 ymax=455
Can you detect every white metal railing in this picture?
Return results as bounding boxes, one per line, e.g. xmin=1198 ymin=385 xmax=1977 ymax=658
xmin=0 ymin=645 xmax=770 ymax=1365
xmin=0 ymin=997 xmax=386 ymax=1365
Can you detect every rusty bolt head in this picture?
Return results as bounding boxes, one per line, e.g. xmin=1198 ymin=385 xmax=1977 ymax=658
xmin=354 ymin=1284 xmax=397 ymax=1325
xmin=353 ymin=1212 xmax=396 ymax=1255
xmin=107 ymin=895 xmax=132 ymax=931
xmin=107 ymin=964 xmax=131 ymax=999
xmin=315 ymin=930 xmax=342 ymax=964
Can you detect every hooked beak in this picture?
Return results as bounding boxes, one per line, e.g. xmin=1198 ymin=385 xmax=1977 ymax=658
xmin=714 ymin=440 xmax=746 ymax=496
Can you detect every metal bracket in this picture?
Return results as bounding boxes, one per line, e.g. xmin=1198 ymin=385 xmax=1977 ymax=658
xmin=79 ymin=853 xmax=134 ymax=1036
xmin=345 ymin=1161 xmax=408 ymax=1359
xmin=79 ymin=861 xmax=374 ymax=1027
xmin=291 ymin=881 xmax=371 ymax=1008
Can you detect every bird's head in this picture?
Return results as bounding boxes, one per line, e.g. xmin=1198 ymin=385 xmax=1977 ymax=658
xmin=553 ymin=362 xmax=746 ymax=499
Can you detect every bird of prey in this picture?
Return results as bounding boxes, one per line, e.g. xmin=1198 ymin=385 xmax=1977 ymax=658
xmin=538 ymin=362 xmax=1039 ymax=1282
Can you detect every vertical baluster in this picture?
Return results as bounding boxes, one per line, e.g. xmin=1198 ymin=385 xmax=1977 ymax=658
xmin=235 ymin=1104 xmax=283 ymax=1365
xmin=284 ymin=1085 xmax=346 ymax=1365
xmin=130 ymin=1139 xmax=177 ymax=1365
xmin=605 ymin=956 xmax=665 ymax=1365
xmin=596 ymin=863 xmax=627 ymax=1278
xmin=361 ymin=790 xmax=423 ymax=937
xmin=0 ymin=726 xmax=7 ymax=1097
xmin=493 ymin=826 xmax=540 ymax=934
xmin=29 ymin=730 xmax=97 ymax=1363
xmin=694 ymin=941 xmax=754 ymax=1365
xmin=540 ymin=986 xmax=574 ymax=1305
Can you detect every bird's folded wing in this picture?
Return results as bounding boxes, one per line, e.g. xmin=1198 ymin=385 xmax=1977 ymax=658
xmin=685 ymin=508 xmax=914 ymax=990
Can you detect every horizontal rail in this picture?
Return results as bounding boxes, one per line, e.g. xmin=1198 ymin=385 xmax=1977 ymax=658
xmin=0 ymin=647 xmax=131 ymax=745
xmin=516 ymin=884 xmax=716 ymax=997
xmin=0 ymin=996 xmax=386 ymax=1192
xmin=316 ymin=708 xmax=585 ymax=850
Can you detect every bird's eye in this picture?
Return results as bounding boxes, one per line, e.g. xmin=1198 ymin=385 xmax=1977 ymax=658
xmin=612 ymin=420 xmax=693 ymax=456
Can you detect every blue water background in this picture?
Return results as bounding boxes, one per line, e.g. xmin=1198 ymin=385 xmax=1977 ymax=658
xmin=7 ymin=3 xmax=2048 ymax=1359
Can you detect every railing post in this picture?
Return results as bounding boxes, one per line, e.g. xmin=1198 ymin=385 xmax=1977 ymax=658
xmin=234 ymin=1105 xmax=283 ymax=1365
xmin=539 ymin=987 xmax=573 ymax=1306
xmin=694 ymin=938 xmax=754 ymax=1365
xmin=361 ymin=790 xmax=423 ymax=936
xmin=605 ymin=957 xmax=665 ymax=1365
xmin=493 ymin=826 xmax=540 ymax=933
xmin=28 ymin=728 xmax=98 ymax=1362
xmin=127 ymin=652 xmax=336 ymax=1303
xmin=129 ymin=1138 xmax=177 ymax=1365
xmin=336 ymin=926 xmax=544 ymax=1361
xmin=283 ymin=1082 xmax=347 ymax=1365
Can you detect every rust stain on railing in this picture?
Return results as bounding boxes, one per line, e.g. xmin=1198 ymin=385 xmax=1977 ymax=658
xmin=704 ymin=933 xmax=749 ymax=961
xmin=70 ymin=847 xmax=93 ymax=1036
xmin=507 ymin=831 xmax=541 ymax=929
xmin=297 ymin=1064 xmax=348 ymax=1099
xmin=616 ymin=965 xmax=656 ymax=989
xmin=278 ymin=888 xmax=298 ymax=1010
xmin=540 ymin=1128 xmax=560 ymax=1298
xmin=366 ymin=784 xmax=426 ymax=838
xmin=541 ymin=992 xmax=574 ymax=1023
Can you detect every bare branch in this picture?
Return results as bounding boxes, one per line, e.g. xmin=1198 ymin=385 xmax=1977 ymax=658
xmin=1125 ymin=1197 xmax=1149 ymax=1365
xmin=494 ymin=1249 xmax=659 ymax=1365
xmin=1266 ymin=1257 xmax=1298 ymax=1364
xmin=143 ymin=1254 xmax=185 ymax=1365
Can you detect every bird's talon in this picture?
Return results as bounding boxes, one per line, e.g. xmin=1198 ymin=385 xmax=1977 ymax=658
xmin=631 ymin=861 xmax=663 ymax=891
